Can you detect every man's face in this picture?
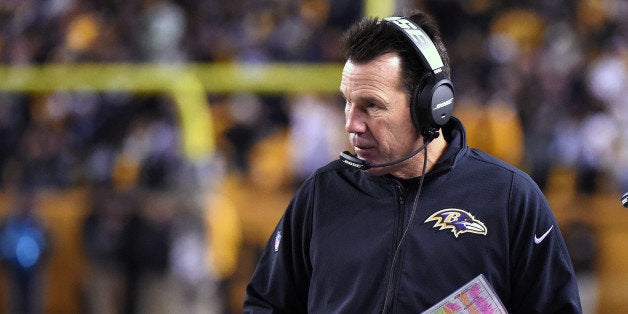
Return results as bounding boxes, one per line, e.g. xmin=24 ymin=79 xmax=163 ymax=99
xmin=340 ymin=52 xmax=420 ymax=175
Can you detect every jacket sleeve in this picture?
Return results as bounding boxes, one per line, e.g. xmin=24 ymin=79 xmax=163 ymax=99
xmin=243 ymin=180 xmax=314 ymax=313
xmin=507 ymin=173 xmax=582 ymax=313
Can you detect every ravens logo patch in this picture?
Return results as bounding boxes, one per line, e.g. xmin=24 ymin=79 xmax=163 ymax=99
xmin=425 ymin=208 xmax=487 ymax=238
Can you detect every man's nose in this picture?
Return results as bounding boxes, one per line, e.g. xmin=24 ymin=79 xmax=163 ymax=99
xmin=345 ymin=108 xmax=366 ymax=134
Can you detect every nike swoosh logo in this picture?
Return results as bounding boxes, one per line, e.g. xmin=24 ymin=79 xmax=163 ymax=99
xmin=534 ymin=225 xmax=554 ymax=244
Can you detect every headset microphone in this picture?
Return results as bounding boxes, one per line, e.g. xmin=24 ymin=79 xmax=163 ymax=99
xmin=340 ymin=139 xmax=431 ymax=170
xmin=622 ymin=192 xmax=628 ymax=208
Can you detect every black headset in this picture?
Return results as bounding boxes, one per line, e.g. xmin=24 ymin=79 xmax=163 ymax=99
xmin=384 ymin=17 xmax=454 ymax=140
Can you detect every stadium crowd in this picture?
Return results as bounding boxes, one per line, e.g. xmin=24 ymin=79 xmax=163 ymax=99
xmin=0 ymin=0 xmax=626 ymax=313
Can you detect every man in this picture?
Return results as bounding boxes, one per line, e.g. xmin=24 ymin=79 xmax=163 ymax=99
xmin=244 ymin=10 xmax=582 ymax=313
xmin=0 ymin=189 xmax=49 ymax=314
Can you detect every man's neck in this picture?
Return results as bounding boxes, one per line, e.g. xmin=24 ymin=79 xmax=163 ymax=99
xmin=391 ymin=132 xmax=449 ymax=179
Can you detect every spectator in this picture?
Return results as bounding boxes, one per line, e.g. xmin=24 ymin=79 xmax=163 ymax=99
xmin=0 ymin=188 xmax=50 ymax=314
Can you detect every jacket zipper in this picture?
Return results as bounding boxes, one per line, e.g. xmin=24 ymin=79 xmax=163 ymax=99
xmin=383 ymin=184 xmax=407 ymax=313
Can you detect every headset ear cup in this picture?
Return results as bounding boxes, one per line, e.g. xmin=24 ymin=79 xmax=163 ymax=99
xmin=412 ymin=77 xmax=454 ymax=140
xmin=428 ymin=79 xmax=454 ymax=127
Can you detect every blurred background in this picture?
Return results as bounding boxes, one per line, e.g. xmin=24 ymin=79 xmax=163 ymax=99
xmin=0 ymin=0 xmax=626 ymax=313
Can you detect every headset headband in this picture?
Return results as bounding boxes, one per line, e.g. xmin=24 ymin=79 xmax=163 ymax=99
xmin=383 ymin=17 xmax=444 ymax=74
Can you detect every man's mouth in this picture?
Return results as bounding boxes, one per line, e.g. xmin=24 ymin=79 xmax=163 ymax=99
xmin=354 ymin=145 xmax=373 ymax=153
xmin=351 ymin=135 xmax=375 ymax=157
xmin=354 ymin=145 xmax=376 ymax=161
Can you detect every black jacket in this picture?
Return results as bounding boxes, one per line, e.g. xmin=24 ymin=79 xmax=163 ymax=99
xmin=244 ymin=118 xmax=582 ymax=313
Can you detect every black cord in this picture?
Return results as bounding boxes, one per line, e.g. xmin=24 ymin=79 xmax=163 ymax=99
xmin=381 ymin=144 xmax=429 ymax=313
xmin=368 ymin=140 xmax=430 ymax=168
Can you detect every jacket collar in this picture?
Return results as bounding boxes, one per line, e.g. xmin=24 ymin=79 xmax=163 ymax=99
xmin=434 ymin=116 xmax=467 ymax=173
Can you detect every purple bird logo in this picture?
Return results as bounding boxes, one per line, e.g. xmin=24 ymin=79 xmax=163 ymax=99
xmin=425 ymin=209 xmax=487 ymax=238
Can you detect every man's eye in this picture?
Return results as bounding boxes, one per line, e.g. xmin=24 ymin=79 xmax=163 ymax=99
xmin=366 ymin=102 xmax=382 ymax=111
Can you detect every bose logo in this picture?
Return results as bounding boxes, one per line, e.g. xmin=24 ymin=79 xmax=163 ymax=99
xmin=434 ymin=98 xmax=453 ymax=110
xmin=341 ymin=159 xmax=364 ymax=169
